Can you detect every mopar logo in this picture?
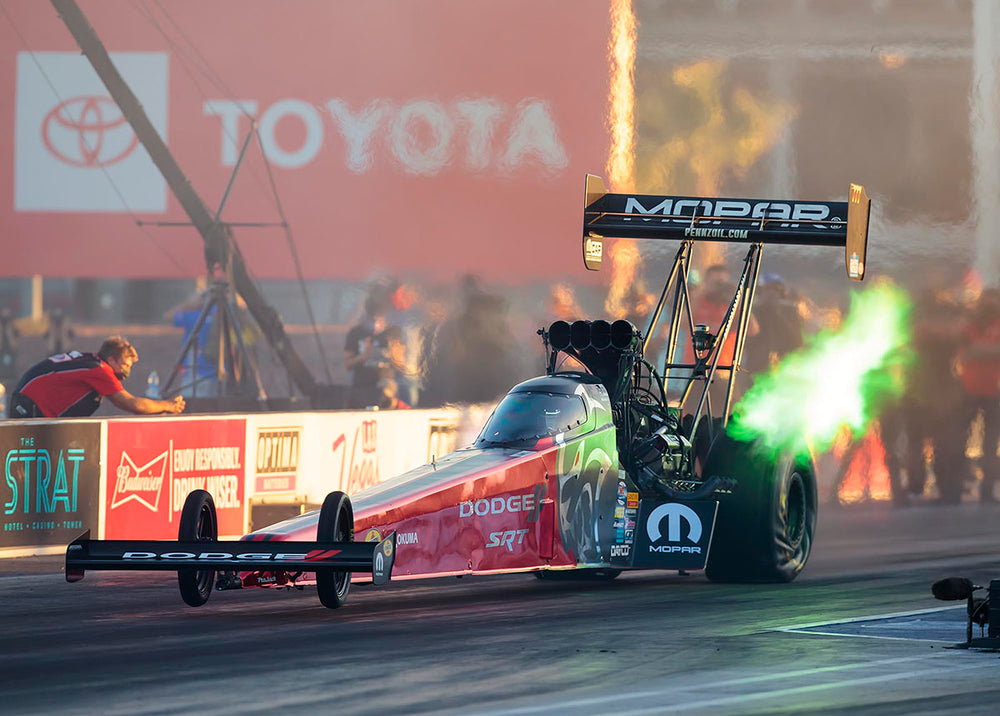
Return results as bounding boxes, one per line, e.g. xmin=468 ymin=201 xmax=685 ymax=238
xmin=646 ymin=503 xmax=702 ymax=555
xmin=623 ymin=196 xmax=834 ymax=228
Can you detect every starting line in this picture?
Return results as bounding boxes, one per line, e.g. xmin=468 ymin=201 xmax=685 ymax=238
xmin=773 ymin=604 xmax=970 ymax=644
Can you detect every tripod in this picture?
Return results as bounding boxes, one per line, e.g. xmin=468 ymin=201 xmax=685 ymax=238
xmin=162 ymin=278 xmax=267 ymax=402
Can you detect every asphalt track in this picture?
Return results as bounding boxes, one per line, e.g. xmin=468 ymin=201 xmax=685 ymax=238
xmin=3 ymin=502 xmax=999 ymax=716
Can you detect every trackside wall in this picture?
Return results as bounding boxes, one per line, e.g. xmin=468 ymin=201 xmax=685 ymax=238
xmin=0 ymin=407 xmax=472 ymax=555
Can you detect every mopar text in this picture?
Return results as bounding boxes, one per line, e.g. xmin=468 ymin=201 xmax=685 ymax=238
xmin=623 ymin=196 xmax=834 ymax=228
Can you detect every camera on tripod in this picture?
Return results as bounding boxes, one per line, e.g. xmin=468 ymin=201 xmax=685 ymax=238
xmin=931 ymin=576 xmax=1000 ymax=649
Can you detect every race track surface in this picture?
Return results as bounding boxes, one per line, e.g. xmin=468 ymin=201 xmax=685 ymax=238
xmin=3 ymin=502 xmax=999 ymax=715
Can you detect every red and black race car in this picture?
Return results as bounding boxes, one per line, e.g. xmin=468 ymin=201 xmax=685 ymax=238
xmin=66 ymin=175 xmax=872 ymax=609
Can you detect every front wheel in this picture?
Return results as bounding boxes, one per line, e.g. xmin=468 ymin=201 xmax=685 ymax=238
xmin=316 ymin=491 xmax=354 ymax=609
xmin=704 ymin=435 xmax=817 ymax=583
xmin=177 ymin=490 xmax=217 ymax=606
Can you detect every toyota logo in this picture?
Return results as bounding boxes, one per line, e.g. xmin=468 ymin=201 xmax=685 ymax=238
xmin=42 ymin=95 xmax=139 ymax=167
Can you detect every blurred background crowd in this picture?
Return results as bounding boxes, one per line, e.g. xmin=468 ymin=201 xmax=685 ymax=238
xmin=2 ymin=0 xmax=999 ymax=507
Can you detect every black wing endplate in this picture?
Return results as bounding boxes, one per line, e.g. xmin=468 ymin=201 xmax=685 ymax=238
xmin=65 ymin=530 xmax=397 ymax=586
xmin=582 ymin=174 xmax=870 ymax=280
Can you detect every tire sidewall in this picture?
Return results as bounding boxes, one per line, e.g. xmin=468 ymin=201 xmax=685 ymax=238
xmin=705 ymin=436 xmax=817 ymax=583
xmin=316 ymin=491 xmax=354 ymax=608
xmin=177 ymin=489 xmax=217 ymax=606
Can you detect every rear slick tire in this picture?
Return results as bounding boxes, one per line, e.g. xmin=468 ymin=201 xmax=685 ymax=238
xmin=316 ymin=491 xmax=354 ymax=609
xmin=177 ymin=489 xmax=217 ymax=607
xmin=703 ymin=436 xmax=817 ymax=584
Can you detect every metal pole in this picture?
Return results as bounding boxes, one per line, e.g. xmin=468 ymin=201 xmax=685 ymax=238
xmin=972 ymin=0 xmax=1000 ymax=287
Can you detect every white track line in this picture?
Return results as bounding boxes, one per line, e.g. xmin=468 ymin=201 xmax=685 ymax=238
xmin=481 ymin=652 xmax=974 ymax=716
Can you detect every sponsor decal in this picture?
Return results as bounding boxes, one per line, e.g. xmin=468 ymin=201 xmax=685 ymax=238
xmin=616 ymin=480 xmax=626 ymax=506
xmin=486 ymin=528 xmax=529 ymax=552
xmin=849 ymin=251 xmax=863 ymax=279
xmin=623 ymin=196 xmax=836 ymax=229
xmin=383 ymin=540 xmax=394 ymax=557
xmin=105 ymin=419 xmax=246 ymax=539
xmin=42 ymin=96 xmax=139 ymax=167
xmin=583 ymin=236 xmax=603 ymax=270
xmin=365 ymin=528 xmax=383 ymax=543
xmin=332 ymin=420 xmax=379 ymax=495
xmin=397 ymin=532 xmax=418 ymax=545
xmin=459 ymin=483 xmax=546 ymax=522
xmin=111 ymin=450 xmax=167 ymax=512
xmin=624 ymin=528 xmax=634 ymax=541
xmin=254 ymin=428 xmax=300 ymax=494
xmin=626 ymin=491 xmax=639 ymax=509
xmin=610 ymin=544 xmax=630 ymax=558
xmin=121 ymin=550 xmax=341 ymax=561
xmin=206 ymin=97 xmax=567 ymax=174
xmin=15 ymin=52 xmax=168 ymax=212
xmin=646 ymin=503 xmax=703 ymax=554
xmin=6 ymin=445 xmax=84 ymax=516
xmin=1 ymin=423 xmax=100 ymax=547
xmin=684 ymin=227 xmax=748 ymax=240
xmin=614 ymin=505 xmax=625 ymax=519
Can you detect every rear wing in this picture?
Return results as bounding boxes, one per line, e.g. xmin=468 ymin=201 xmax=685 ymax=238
xmin=582 ymin=174 xmax=870 ymax=280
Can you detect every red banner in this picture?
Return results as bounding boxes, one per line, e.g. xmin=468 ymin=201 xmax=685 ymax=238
xmin=0 ymin=1 xmax=612 ymax=281
xmin=105 ymin=418 xmax=246 ymax=539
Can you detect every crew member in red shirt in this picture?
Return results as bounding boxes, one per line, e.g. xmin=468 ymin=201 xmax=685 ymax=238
xmin=8 ymin=335 xmax=185 ymax=418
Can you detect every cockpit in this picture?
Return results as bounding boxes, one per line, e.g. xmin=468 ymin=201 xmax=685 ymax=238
xmin=475 ymin=390 xmax=589 ymax=449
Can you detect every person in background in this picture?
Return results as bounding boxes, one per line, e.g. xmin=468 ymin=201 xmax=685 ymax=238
xmin=899 ymin=271 xmax=967 ymax=503
xmin=742 ymin=272 xmax=803 ymax=376
xmin=169 ymin=289 xmax=220 ymax=398
xmin=344 ymin=296 xmax=404 ymax=409
xmin=387 ymin=281 xmax=425 ymax=408
xmin=8 ymin=335 xmax=185 ymax=418
xmin=955 ymin=286 xmax=1000 ymax=502
xmin=378 ymin=377 xmax=411 ymax=410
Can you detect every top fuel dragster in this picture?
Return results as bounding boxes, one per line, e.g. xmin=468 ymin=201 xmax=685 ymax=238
xmin=66 ymin=174 xmax=871 ymax=609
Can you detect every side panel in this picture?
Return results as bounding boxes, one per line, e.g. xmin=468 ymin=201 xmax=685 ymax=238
xmin=544 ymin=425 xmax=618 ymax=566
xmin=0 ymin=421 xmax=101 ymax=548
xmin=104 ymin=417 xmax=247 ymax=539
xmin=356 ymin=455 xmax=557 ymax=577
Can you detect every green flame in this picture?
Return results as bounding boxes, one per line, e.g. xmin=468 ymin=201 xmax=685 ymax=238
xmin=727 ymin=280 xmax=913 ymax=458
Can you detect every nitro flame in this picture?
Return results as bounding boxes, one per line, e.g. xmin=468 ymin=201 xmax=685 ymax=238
xmin=604 ymin=242 xmax=654 ymax=318
xmin=607 ymin=0 xmax=637 ymax=192
xmin=728 ymin=280 xmax=913 ymax=460
xmin=604 ymin=0 xmax=646 ymax=318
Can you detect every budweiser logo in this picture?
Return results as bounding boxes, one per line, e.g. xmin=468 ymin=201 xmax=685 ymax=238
xmin=110 ymin=450 xmax=168 ymax=512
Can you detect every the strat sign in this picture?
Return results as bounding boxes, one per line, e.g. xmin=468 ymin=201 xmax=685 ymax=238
xmin=105 ymin=418 xmax=247 ymax=539
xmin=0 ymin=1 xmax=611 ymax=280
xmin=0 ymin=422 xmax=100 ymax=548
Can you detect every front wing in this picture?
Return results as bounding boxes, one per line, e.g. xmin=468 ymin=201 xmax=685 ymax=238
xmin=65 ymin=530 xmax=397 ymax=586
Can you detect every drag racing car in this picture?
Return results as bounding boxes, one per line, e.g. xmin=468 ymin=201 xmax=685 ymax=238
xmin=66 ymin=175 xmax=872 ymax=609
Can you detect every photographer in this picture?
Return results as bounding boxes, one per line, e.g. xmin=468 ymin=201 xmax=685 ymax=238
xmin=344 ymin=298 xmax=404 ymax=409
